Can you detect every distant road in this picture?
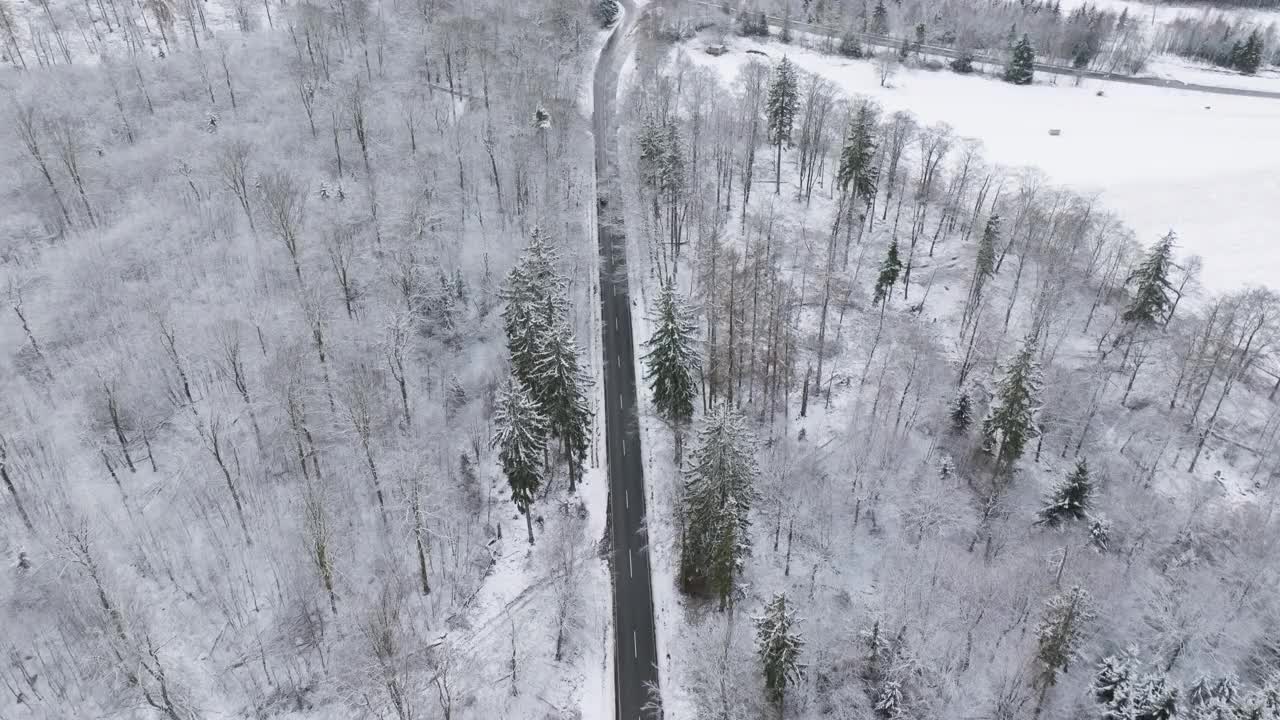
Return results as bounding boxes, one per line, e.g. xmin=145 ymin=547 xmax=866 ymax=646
xmin=592 ymin=2 xmax=661 ymax=719
xmin=691 ymin=0 xmax=1280 ymax=100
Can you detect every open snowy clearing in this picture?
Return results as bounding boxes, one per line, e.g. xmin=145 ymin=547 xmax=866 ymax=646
xmin=686 ymin=35 xmax=1280 ymax=291
xmin=1140 ymin=54 xmax=1280 ymax=91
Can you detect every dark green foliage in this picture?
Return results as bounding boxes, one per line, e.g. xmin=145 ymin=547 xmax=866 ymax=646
xmin=1237 ymin=29 xmax=1265 ymax=74
xmin=839 ymin=32 xmax=863 ymax=58
xmin=755 ymin=593 xmax=804 ymax=704
xmin=1034 ymin=586 xmax=1094 ymax=694
xmin=532 ymin=316 xmax=592 ymax=492
xmin=1122 ymin=232 xmax=1175 ymax=327
xmin=739 ymin=8 xmax=770 ymax=37
xmin=871 ymin=0 xmax=888 ymax=34
xmin=1094 ymin=651 xmax=1180 ymax=720
xmin=949 ymin=388 xmax=973 ymax=435
xmin=1004 ymin=34 xmax=1036 ymax=85
xmin=491 ymin=376 xmax=547 ymax=518
xmin=643 ymin=278 xmax=701 ymax=423
xmin=679 ymin=405 xmax=758 ymax=607
xmin=981 ymin=333 xmax=1042 ymax=469
xmin=1037 ymin=458 xmax=1093 ymax=527
xmin=836 ymin=103 xmax=879 ymax=202
xmin=872 ymin=239 xmax=902 ymax=307
xmin=950 ymin=53 xmax=974 ymax=73
xmin=767 ymin=57 xmax=800 ymax=149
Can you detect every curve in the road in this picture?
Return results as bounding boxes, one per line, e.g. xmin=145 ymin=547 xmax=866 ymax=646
xmin=592 ymin=3 xmax=662 ymax=720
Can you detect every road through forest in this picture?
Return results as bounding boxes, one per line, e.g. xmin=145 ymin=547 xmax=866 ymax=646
xmin=593 ymin=2 xmax=661 ymax=719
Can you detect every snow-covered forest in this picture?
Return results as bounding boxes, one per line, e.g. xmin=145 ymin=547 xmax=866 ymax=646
xmin=0 ymin=0 xmax=614 ymax=717
xmin=619 ymin=21 xmax=1280 ymax=720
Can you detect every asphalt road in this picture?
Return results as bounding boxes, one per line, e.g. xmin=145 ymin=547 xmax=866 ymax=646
xmin=592 ymin=3 xmax=661 ymax=719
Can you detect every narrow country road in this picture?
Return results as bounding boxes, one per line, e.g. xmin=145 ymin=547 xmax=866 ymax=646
xmin=593 ymin=2 xmax=661 ymax=719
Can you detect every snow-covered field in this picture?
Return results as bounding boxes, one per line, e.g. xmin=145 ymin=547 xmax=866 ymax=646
xmin=1140 ymin=55 xmax=1280 ymax=90
xmin=687 ymin=36 xmax=1280 ymax=291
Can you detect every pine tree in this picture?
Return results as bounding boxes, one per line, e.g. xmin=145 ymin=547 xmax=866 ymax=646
xmin=1034 ymin=586 xmax=1095 ymax=707
xmin=1095 ymin=650 xmax=1180 ymax=720
xmin=500 ymin=229 xmax=569 ymax=389
xmin=981 ymin=333 xmax=1043 ymax=470
xmin=767 ymin=56 xmax=800 ymax=195
xmin=643 ymin=278 xmax=701 ymax=423
xmin=491 ymin=376 xmax=548 ymax=545
xmin=1237 ymin=30 xmax=1264 ymax=75
xmin=1037 ymin=457 xmax=1093 ymax=527
xmin=1004 ymin=34 xmax=1036 ymax=85
xmin=593 ymin=0 xmax=619 ymax=26
xmin=755 ymin=593 xmax=804 ymax=705
xmin=679 ymin=404 xmax=758 ymax=607
xmin=872 ymin=238 xmax=902 ymax=306
xmin=949 ymin=387 xmax=973 ymax=435
xmin=836 ymin=103 xmax=879 ymax=205
xmin=871 ymin=0 xmax=888 ymax=34
xmin=963 ymin=213 xmax=999 ymax=329
xmin=839 ymin=32 xmax=863 ymax=58
xmin=532 ymin=316 xmax=592 ymax=493
xmin=1122 ymin=232 xmax=1175 ymax=327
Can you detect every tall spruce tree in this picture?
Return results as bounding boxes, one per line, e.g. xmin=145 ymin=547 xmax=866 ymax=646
xmin=680 ymin=404 xmax=758 ymax=608
xmin=1095 ymin=650 xmax=1178 ymax=720
xmin=500 ymin=228 xmax=568 ymax=389
xmin=949 ymin=387 xmax=974 ymax=435
xmin=755 ymin=593 xmax=804 ymax=705
xmin=593 ymin=0 xmax=619 ymax=26
xmin=1005 ymin=34 xmax=1036 ymax=85
xmin=964 ymin=214 xmax=1000 ymax=329
xmin=767 ymin=56 xmax=800 ymax=195
xmin=1237 ymin=30 xmax=1264 ymax=75
xmin=643 ymin=278 xmax=701 ymax=423
xmin=532 ymin=316 xmax=592 ymax=493
xmin=1034 ymin=586 xmax=1095 ymax=710
xmin=872 ymin=238 xmax=902 ymax=307
xmin=1122 ymin=232 xmax=1176 ymax=327
xmin=1038 ymin=457 xmax=1094 ymax=527
xmin=836 ymin=103 xmax=879 ymax=205
xmin=491 ymin=376 xmax=549 ymax=544
xmin=871 ymin=0 xmax=888 ymax=34
xmin=981 ymin=333 xmax=1043 ymax=470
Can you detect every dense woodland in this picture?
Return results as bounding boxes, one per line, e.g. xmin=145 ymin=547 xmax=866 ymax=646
xmin=624 ymin=31 xmax=1280 ymax=720
xmin=0 ymin=0 xmax=608 ymax=716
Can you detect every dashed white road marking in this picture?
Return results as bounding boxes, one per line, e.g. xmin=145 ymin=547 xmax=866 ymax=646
xmin=629 ymin=548 xmax=634 ymax=578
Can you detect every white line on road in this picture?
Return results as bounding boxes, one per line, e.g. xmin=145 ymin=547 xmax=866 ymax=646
xmin=633 ymin=630 xmax=638 ymax=659
xmin=617 ymin=356 xmax=621 ymax=368
xmin=622 ymin=439 xmax=626 ymax=457
xmin=629 ymin=548 xmax=634 ymax=578
xmin=619 ymin=392 xmax=623 ymax=408
xmin=625 ymin=489 xmax=629 ymax=509
xmin=614 ymin=316 xmax=618 ymax=331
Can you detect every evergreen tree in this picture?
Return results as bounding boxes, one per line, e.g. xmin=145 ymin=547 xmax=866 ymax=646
xmin=1117 ymin=7 xmax=1128 ymax=30
xmin=1122 ymin=232 xmax=1176 ymax=327
xmin=949 ymin=387 xmax=974 ymax=435
xmin=532 ymin=316 xmax=592 ymax=493
xmin=975 ymin=214 xmax=998 ymax=281
xmin=767 ymin=56 xmax=800 ymax=195
xmin=1034 ymin=586 xmax=1095 ymax=706
xmin=1096 ymin=650 xmax=1180 ymax=720
xmin=1237 ymin=30 xmax=1264 ymax=75
xmin=839 ymin=32 xmax=863 ymax=58
xmin=950 ymin=53 xmax=975 ymax=73
xmin=679 ymin=404 xmax=758 ymax=607
xmin=872 ymin=238 xmax=902 ymax=307
xmin=755 ymin=593 xmax=804 ymax=705
xmin=491 ymin=376 xmax=548 ymax=544
xmin=592 ymin=0 xmax=619 ymax=26
xmin=871 ymin=0 xmax=888 ymax=34
xmin=981 ymin=333 xmax=1043 ymax=470
xmin=500 ymin=229 xmax=569 ymax=389
xmin=643 ymin=278 xmax=701 ymax=423
xmin=1004 ymin=34 xmax=1036 ymax=85
xmin=836 ymin=103 xmax=879 ymax=204
xmin=1037 ymin=457 xmax=1093 ymax=527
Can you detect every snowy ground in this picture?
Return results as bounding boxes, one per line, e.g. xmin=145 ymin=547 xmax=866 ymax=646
xmin=1056 ymin=0 xmax=1280 ymax=27
xmin=1139 ymin=55 xmax=1280 ymax=91
xmin=685 ymin=35 xmax=1280 ymax=291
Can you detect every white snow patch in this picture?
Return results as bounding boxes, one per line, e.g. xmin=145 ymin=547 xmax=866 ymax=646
xmin=687 ymin=36 xmax=1280 ymax=291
